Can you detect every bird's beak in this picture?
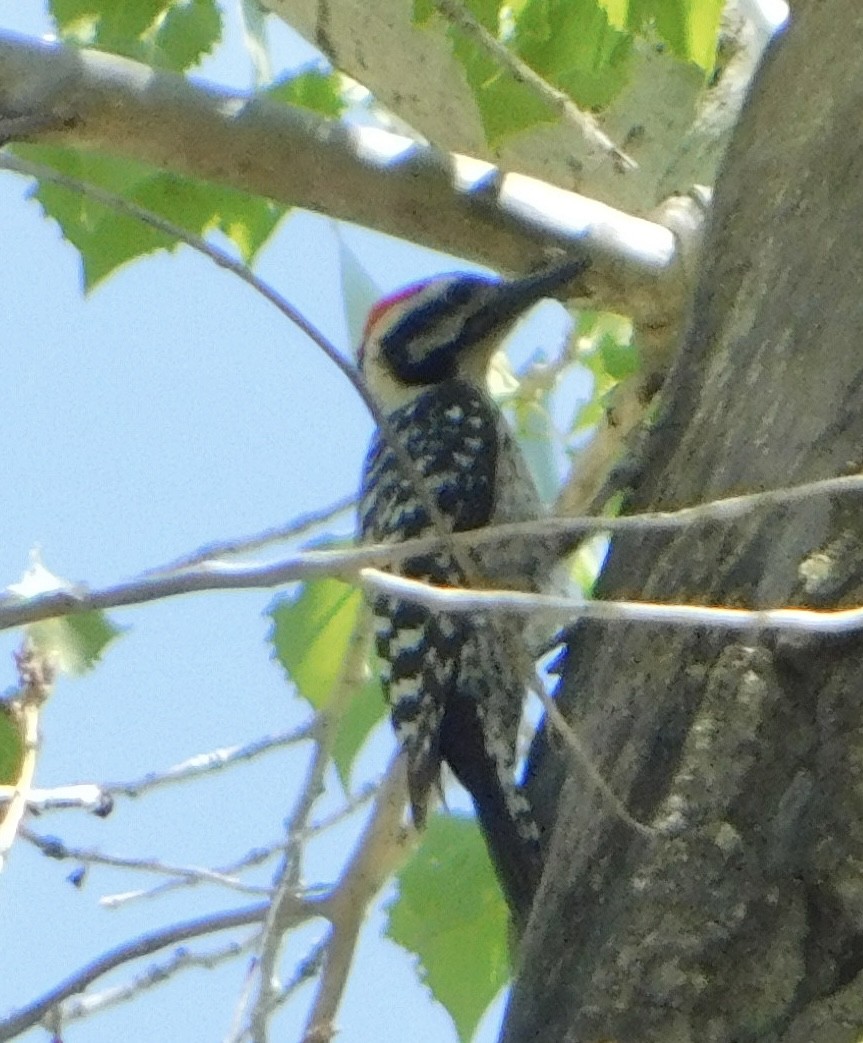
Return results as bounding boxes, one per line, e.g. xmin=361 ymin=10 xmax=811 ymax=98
xmin=465 ymin=256 xmax=588 ymax=346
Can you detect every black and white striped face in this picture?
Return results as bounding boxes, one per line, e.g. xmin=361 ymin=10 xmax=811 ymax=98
xmin=358 ymin=262 xmax=585 ymax=412
xmin=358 ymin=274 xmax=502 ymax=411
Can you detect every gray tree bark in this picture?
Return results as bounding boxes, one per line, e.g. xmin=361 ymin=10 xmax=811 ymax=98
xmin=513 ymin=3 xmax=863 ymax=1041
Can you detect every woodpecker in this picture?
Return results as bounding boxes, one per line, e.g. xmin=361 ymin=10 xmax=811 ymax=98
xmin=357 ymin=261 xmax=585 ymax=917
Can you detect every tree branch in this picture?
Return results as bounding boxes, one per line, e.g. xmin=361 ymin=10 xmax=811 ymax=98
xmin=4 ymin=473 xmax=863 ymax=632
xmin=361 ymin=568 xmax=863 ymax=635
xmin=104 ymin=723 xmax=316 ymax=798
xmin=0 ymin=31 xmax=683 ymax=324
xmin=23 ymin=830 xmax=272 ymax=898
xmin=264 ymin=0 xmax=761 ymax=216
xmin=302 ymin=756 xmax=413 ymax=1043
xmin=0 ymin=903 xmax=273 ymax=1042
xmin=57 ymin=938 xmax=254 ymax=1028
xmin=0 ymin=641 xmax=55 ymax=871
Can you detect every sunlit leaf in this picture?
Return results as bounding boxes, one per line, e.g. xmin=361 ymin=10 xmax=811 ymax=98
xmin=28 ymin=613 xmax=125 ymax=677
xmin=147 ymin=0 xmax=222 ymax=72
xmin=331 ymin=673 xmax=387 ymax=788
xmin=512 ymin=0 xmax=633 ymax=110
xmin=452 ymin=35 xmax=556 ymax=145
xmin=387 ymin=815 xmax=510 ymax=1041
xmin=50 ymin=0 xmax=222 ymax=71
xmin=268 ymin=68 xmax=345 ymax=118
xmin=15 ymin=144 xmax=284 ymax=287
xmin=7 ymin=558 xmax=125 ymax=676
xmin=268 ymin=579 xmax=364 ymax=710
xmin=598 ymin=333 xmax=640 ymax=380
xmin=597 ymin=0 xmax=722 ymax=71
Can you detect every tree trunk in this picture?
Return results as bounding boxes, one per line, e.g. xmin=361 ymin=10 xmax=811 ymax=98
xmin=509 ymin=3 xmax=863 ymax=1041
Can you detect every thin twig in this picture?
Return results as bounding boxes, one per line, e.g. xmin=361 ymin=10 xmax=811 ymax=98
xmin=361 ymin=568 xmax=863 ymax=634
xmin=22 ymin=829 xmax=272 ymax=897
xmin=146 ymin=494 xmax=356 ymax=575
xmin=301 ymin=755 xmax=413 ymax=1043
xmin=0 ymin=152 xmax=489 ymax=589
xmin=101 ymin=840 xmax=289 ymax=909
xmin=0 ymin=782 xmax=111 ymax=814
xmin=0 ymin=153 xmax=362 ymax=397
xmin=534 ymin=684 xmax=653 ymax=837
xmin=226 ymin=938 xmax=328 ymax=1043
xmin=104 ymin=723 xmax=317 ymax=798
xmin=59 ymin=937 xmax=254 ymax=1026
xmin=0 ymin=903 xmax=273 ymax=1042
xmin=431 ymin=0 xmax=637 ymax=171
xmin=5 ymin=473 xmax=863 ymax=632
xmin=249 ymin=612 xmax=375 ymax=1040
xmin=302 ymin=782 xmax=378 ymax=840
xmin=0 ymin=640 xmax=55 ymax=871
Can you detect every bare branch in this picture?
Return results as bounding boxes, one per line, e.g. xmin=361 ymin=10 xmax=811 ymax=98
xmin=101 ymin=840 xmax=289 ymax=910
xmin=147 ymin=494 xmax=356 ymax=574
xmin=0 ymin=903 xmax=272 ymax=1042
xmin=249 ymin=614 xmax=375 ymax=1040
xmin=4 ymin=473 xmax=863 ymax=632
xmin=102 ymin=788 xmax=377 ymax=910
xmin=59 ymin=938 xmax=254 ymax=1027
xmin=533 ymin=684 xmax=653 ymax=838
xmin=226 ymin=938 xmax=328 ymax=1043
xmin=0 ymin=783 xmax=111 ymax=815
xmin=23 ymin=829 xmax=272 ymax=898
xmin=361 ymin=569 xmax=863 ymax=635
xmin=0 ymin=640 xmax=55 ymax=871
xmin=104 ymin=724 xmax=317 ymax=798
xmin=0 ymin=32 xmax=681 ymax=322
xmin=302 ymin=756 xmax=413 ymax=1043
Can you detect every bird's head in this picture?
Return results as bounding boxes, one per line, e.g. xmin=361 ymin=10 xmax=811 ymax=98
xmin=358 ymin=260 xmax=586 ymax=411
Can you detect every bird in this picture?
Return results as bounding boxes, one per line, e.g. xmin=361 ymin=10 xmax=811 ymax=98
xmin=356 ymin=260 xmax=585 ymax=916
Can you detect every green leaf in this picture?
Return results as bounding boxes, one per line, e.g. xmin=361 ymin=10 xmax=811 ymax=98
xmin=268 ymin=580 xmax=364 ymax=710
xmin=512 ymin=0 xmax=633 ymax=111
xmin=598 ymin=332 xmax=640 ymax=380
xmin=597 ymin=0 xmax=722 ymax=71
xmin=331 ymin=672 xmax=386 ymax=788
xmin=147 ymin=0 xmax=223 ymax=72
xmin=430 ymin=0 xmax=636 ymax=144
xmin=196 ymin=182 xmax=284 ymax=264
xmin=681 ymin=0 xmax=724 ymax=72
xmin=267 ymin=69 xmax=345 ymax=119
xmin=15 ymin=144 xmax=284 ymax=287
xmin=452 ymin=34 xmax=556 ymax=145
xmin=412 ymin=0 xmax=435 ymax=25
xmin=7 ymin=558 xmax=124 ymax=676
xmin=29 ymin=612 xmax=125 ymax=677
xmin=461 ymin=0 xmax=501 ymax=30
xmin=51 ymin=0 xmax=163 ymax=43
xmin=50 ymin=0 xmax=223 ymax=71
xmin=0 ymin=707 xmax=24 ymax=786
xmin=387 ymin=815 xmax=510 ymax=1041
xmin=571 ymin=396 xmax=605 ymax=432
